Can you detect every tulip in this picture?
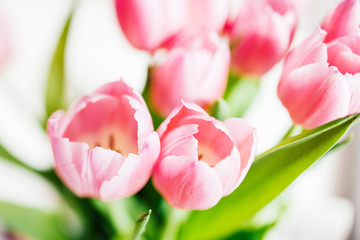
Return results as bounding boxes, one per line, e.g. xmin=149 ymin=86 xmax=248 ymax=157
xmin=114 ymin=0 xmax=186 ymax=51
xmin=47 ymin=80 xmax=160 ymax=200
xmin=227 ymin=0 xmax=297 ymax=76
xmin=278 ymin=29 xmax=360 ymax=129
xmin=184 ymin=0 xmax=229 ymax=33
xmin=114 ymin=0 xmax=229 ymax=52
xmin=321 ymin=0 xmax=360 ymax=43
xmin=149 ymin=31 xmax=230 ymax=117
xmin=152 ymin=102 xmax=257 ymax=210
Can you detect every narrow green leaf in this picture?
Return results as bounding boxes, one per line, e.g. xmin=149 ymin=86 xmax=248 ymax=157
xmin=44 ymin=11 xmax=73 ymax=125
xmin=132 ymin=210 xmax=152 ymax=240
xmin=0 ymin=201 xmax=69 ymax=240
xmin=179 ymin=114 xmax=360 ymax=240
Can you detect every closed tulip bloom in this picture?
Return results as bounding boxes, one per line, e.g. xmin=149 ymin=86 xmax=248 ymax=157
xmin=278 ymin=29 xmax=360 ymax=129
xmin=321 ymin=0 xmax=360 ymax=43
xmin=152 ymin=102 xmax=257 ymax=210
xmin=150 ymin=31 xmax=230 ymax=117
xmin=114 ymin=0 xmax=186 ymax=51
xmin=114 ymin=0 xmax=229 ymax=52
xmin=227 ymin=0 xmax=297 ymax=76
xmin=47 ymin=80 xmax=160 ymax=200
xmin=184 ymin=0 xmax=229 ymax=33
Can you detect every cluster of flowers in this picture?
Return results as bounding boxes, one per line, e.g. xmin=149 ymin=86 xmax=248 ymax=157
xmin=47 ymin=0 xmax=360 ymax=210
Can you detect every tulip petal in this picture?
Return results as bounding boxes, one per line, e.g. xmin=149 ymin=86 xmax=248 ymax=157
xmin=153 ymin=156 xmax=223 ymax=210
xmin=282 ymin=29 xmax=328 ymax=76
xmin=224 ymin=118 xmax=257 ymax=185
xmin=321 ymin=0 xmax=360 ymax=43
xmin=100 ymin=132 xmax=159 ymax=200
xmin=327 ymin=36 xmax=360 ymax=75
xmin=346 ymin=73 xmax=360 ymax=114
xmin=278 ymin=63 xmax=350 ymax=129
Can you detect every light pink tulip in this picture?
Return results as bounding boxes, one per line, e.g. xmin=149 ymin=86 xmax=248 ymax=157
xmin=47 ymin=80 xmax=160 ymax=200
xmin=152 ymin=102 xmax=256 ymax=210
xmin=114 ymin=0 xmax=186 ymax=51
xmin=184 ymin=0 xmax=229 ymax=33
xmin=149 ymin=31 xmax=230 ymax=117
xmin=278 ymin=29 xmax=360 ymax=129
xmin=227 ymin=0 xmax=297 ymax=76
xmin=114 ymin=0 xmax=230 ymax=52
xmin=321 ymin=0 xmax=360 ymax=43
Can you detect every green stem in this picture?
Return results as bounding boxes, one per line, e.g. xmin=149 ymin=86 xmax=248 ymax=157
xmin=160 ymin=208 xmax=189 ymax=240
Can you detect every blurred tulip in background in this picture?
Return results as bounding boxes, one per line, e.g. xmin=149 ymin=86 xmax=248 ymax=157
xmin=149 ymin=31 xmax=230 ymax=117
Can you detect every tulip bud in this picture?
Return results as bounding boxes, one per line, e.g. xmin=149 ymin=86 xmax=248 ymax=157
xmin=47 ymin=80 xmax=160 ymax=200
xmin=149 ymin=31 xmax=230 ymax=117
xmin=114 ymin=0 xmax=186 ymax=51
xmin=278 ymin=29 xmax=360 ymax=129
xmin=114 ymin=0 xmax=230 ymax=52
xmin=153 ymin=102 xmax=257 ymax=210
xmin=227 ymin=0 xmax=297 ymax=76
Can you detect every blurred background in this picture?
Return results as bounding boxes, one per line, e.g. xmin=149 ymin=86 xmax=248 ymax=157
xmin=0 ymin=0 xmax=358 ymax=239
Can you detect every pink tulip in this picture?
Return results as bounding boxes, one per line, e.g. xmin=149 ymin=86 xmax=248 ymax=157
xmin=149 ymin=31 xmax=230 ymax=117
xmin=321 ymin=0 xmax=360 ymax=43
xmin=114 ymin=0 xmax=229 ymax=52
xmin=278 ymin=29 xmax=360 ymax=129
xmin=152 ymin=102 xmax=257 ymax=210
xmin=47 ymin=80 xmax=160 ymax=200
xmin=227 ymin=0 xmax=297 ymax=76
xmin=184 ymin=0 xmax=229 ymax=33
xmin=114 ymin=0 xmax=186 ymax=51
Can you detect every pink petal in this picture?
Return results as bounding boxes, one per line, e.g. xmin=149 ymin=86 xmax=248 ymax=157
xmin=278 ymin=63 xmax=350 ymax=129
xmin=153 ymin=155 xmax=223 ymax=210
xmin=346 ymin=73 xmax=360 ymax=114
xmin=213 ymin=148 xmax=241 ymax=196
xmin=100 ymin=132 xmax=159 ymax=200
xmin=283 ymin=29 xmax=328 ymax=76
xmin=224 ymin=118 xmax=257 ymax=185
xmin=327 ymin=36 xmax=360 ymax=75
xmin=321 ymin=0 xmax=360 ymax=43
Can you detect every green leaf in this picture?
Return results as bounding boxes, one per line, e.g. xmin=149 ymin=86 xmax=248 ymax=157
xmin=223 ymin=223 xmax=275 ymax=240
xmin=179 ymin=114 xmax=360 ymax=240
xmin=44 ymin=10 xmax=73 ymax=125
xmin=132 ymin=210 xmax=152 ymax=240
xmin=0 ymin=201 xmax=70 ymax=240
xmin=214 ymin=72 xmax=260 ymax=120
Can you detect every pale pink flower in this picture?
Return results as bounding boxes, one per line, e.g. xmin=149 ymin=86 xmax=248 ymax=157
xmin=114 ymin=0 xmax=229 ymax=52
xmin=152 ymin=102 xmax=256 ymax=210
xmin=227 ymin=0 xmax=297 ymax=76
xmin=149 ymin=31 xmax=230 ymax=117
xmin=184 ymin=0 xmax=229 ymax=33
xmin=321 ymin=0 xmax=360 ymax=43
xmin=47 ymin=80 xmax=160 ymax=200
xmin=278 ymin=29 xmax=360 ymax=129
xmin=114 ymin=0 xmax=186 ymax=51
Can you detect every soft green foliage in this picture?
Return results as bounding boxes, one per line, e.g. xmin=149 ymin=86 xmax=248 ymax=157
xmin=179 ymin=114 xmax=360 ymax=240
xmin=0 ymin=201 xmax=71 ymax=240
xmin=44 ymin=12 xmax=72 ymax=124
xmin=132 ymin=210 xmax=152 ymax=240
xmin=213 ymin=72 xmax=260 ymax=120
